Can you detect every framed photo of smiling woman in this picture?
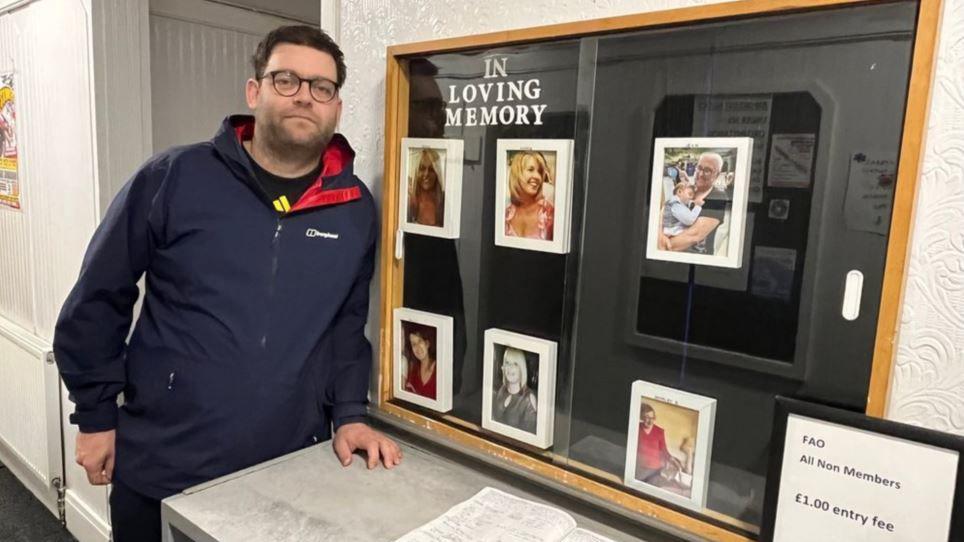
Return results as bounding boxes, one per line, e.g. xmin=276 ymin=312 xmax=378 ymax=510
xmin=482 ymin=329 xmax=557 ymax=449
xmin=495 ymin=139 xmax=574 ymax=254
xmin=393 ymin=308 xmax=454 ymax=412
xmin=399 ymin=138 xmax=464 ymax=239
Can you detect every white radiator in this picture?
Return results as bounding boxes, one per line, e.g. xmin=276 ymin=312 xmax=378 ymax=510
xmin=0 ymin=315 xmax=64 ymax=517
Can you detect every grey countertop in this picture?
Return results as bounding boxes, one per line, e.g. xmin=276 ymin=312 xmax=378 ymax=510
xmin=160 ymin=425 xmax=682 ymax=542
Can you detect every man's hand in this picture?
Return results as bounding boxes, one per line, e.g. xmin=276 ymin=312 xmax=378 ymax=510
xmin=667 ymin=217 xmax=720 ymax=252
xmin=76 ymin=430 xmax=115 ymax=485
xmin=658 ymin=233 xmax=671 ymax=250
xmin=333 ymin=423 xmax=402 ymax=470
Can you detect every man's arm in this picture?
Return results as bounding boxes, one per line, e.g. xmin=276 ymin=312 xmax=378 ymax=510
xmin=325 ymin=225 xmax=375 ymax=430
xmin=666 ymin=216 xmax=720 ymax=252
xmin=326 ymin=207 xmax=402 ymax=469
xmin=53 ymin=158 xmax=167 ymax=484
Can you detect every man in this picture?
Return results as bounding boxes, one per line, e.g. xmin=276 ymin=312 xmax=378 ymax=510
xmin=660 ymin=151 xmax=730 ymax=253
xmin=53 ymin=26 xmax=400 ymax=542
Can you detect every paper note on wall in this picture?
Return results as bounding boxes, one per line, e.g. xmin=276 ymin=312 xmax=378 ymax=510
xmin=843 ymin=151 xmax=897 ymax=235
xmin=773 ymin=414 xmax=958 ymax=542
xmin=767 ymin=134 xmax=815 ymax=188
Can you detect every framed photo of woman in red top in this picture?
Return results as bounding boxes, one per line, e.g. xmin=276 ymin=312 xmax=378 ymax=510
xmin=393 ymin=308 xmax=454 ymax=412
xmin=623 ymin=380 xmax=717 ymax=511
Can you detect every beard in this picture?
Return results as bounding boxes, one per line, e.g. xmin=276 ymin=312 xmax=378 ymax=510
xmin=256 ymin=110 xmax=335 ymax=162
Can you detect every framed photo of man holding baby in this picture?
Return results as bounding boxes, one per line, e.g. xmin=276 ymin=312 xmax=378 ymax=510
xmin=645 ymin=137 xmax=753 ymax=268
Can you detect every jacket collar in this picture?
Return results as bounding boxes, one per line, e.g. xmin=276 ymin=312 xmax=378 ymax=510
xmin=213 ymin=115 xmax=361 ymax=213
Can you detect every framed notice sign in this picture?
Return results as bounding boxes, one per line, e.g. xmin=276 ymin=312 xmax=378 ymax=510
xmin=761 ymin=397 xmax=964 ymax=542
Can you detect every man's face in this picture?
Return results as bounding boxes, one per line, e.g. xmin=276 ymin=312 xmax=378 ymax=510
xmin=694 ymin=155 xmax=720 ymax=190
xmin=245 ymin=43 xmax=342 ymax=154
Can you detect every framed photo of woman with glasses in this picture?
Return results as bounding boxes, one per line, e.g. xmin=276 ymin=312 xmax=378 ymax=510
xmin=399 ymin=138 xmax=464 ymax=239
xmin=393 ymin=308 xmax=454 ymax=412
xmin=482 ymin=329 xmax=557 ymax=449
xmin=495 ymin=139 xmax=574 ymax=254
xmin=623 ymin=380 xmax=717 ymax=511
xmin=646 ymin=137 xmax=753 ymax=268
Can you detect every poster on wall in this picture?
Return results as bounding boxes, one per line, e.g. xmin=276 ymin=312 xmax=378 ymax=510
xmin=692 ymin=94 xmax=771 ymax=203
xmin=750 ymin=246 xmax=798 ymax=302
xmin=843 ymin=151 xmax=897 ymax=236
xmin=761 ymin=397 xmax=964 ymax=542
xmin=623 ymin=380 xmax=717 ymax=511
xmin=767 ymin=134 xmax=815 ymax=188
xmin=646 ymin=137 xmax=753 ymax=268
xmin=0 ymin=72 xmax=20 ymax=211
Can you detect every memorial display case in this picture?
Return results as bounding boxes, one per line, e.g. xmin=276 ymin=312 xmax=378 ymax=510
xmin=374 ymin=1 xmax=942 ymax=539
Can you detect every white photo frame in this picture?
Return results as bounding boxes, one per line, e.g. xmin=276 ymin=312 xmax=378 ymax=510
xmin=392 ymin=308 xmax=454 ymax=413
xmin=482 ymin=329 xmax=557 ymax=449
xmin=495 ymin=139 xmax=574 ymax=254
xmin=624 ymin=380 xmax=717 ymax=511
xmin=646 ymin=137 xmax=753 ymax=268
xmin=399 ymin=138 xmax=464 ymax=239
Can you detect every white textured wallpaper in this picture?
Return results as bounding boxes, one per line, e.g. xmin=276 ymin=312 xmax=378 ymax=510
xmin=887 ymin=0 xmax=964 ymax=434
xmin=333 ymin=0 xmax=964 ymax=435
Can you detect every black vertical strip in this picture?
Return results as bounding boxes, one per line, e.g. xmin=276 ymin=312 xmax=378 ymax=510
xmin=759 ymin=396 xmax=791 ymax=541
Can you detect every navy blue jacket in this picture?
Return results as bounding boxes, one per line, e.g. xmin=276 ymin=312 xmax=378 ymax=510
xmin=54 ymin=116 xmax=376 ymax=499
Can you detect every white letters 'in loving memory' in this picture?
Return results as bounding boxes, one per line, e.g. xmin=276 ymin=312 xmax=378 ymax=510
xmin=444 ymin=56 xmax=549 ymax=127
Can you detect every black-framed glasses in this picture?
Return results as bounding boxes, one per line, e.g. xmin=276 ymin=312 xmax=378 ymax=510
xmin=262 ymin=70 xmax=339 ymax=103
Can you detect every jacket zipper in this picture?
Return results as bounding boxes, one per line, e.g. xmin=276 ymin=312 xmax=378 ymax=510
xmin=261 ymin=217 xmax=283 ymax=350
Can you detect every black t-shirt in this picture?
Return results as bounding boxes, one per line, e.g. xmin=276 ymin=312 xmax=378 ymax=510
xmin=244 ymin=147 xmax=322 ymax=214
xmin=688 ymin=188 xmax=730 ymax=254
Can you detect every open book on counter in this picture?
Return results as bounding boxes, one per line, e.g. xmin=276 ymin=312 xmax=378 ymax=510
xmin=395 ymin=487 xmax=619 ymax=542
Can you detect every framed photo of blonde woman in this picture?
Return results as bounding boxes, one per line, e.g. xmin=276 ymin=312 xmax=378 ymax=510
xmin=495 ymin=139 xmax=574 ymax=254
xmin=399 ymin=138 xmax=464 ymax=239
xmin=482 ymin=329 xmax=557 ymax=449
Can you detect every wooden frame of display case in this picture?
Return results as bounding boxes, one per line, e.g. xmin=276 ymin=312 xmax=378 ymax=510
xmin=375 ymin=0 xmax=943 ymax=540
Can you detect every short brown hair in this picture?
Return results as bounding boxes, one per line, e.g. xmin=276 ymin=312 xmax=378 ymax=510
xmin=251 ymin=25 xmax=346 ymax=88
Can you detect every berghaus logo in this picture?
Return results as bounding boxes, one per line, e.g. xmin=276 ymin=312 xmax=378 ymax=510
xmin=306 ymin=228 xmax=339 ymax=239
